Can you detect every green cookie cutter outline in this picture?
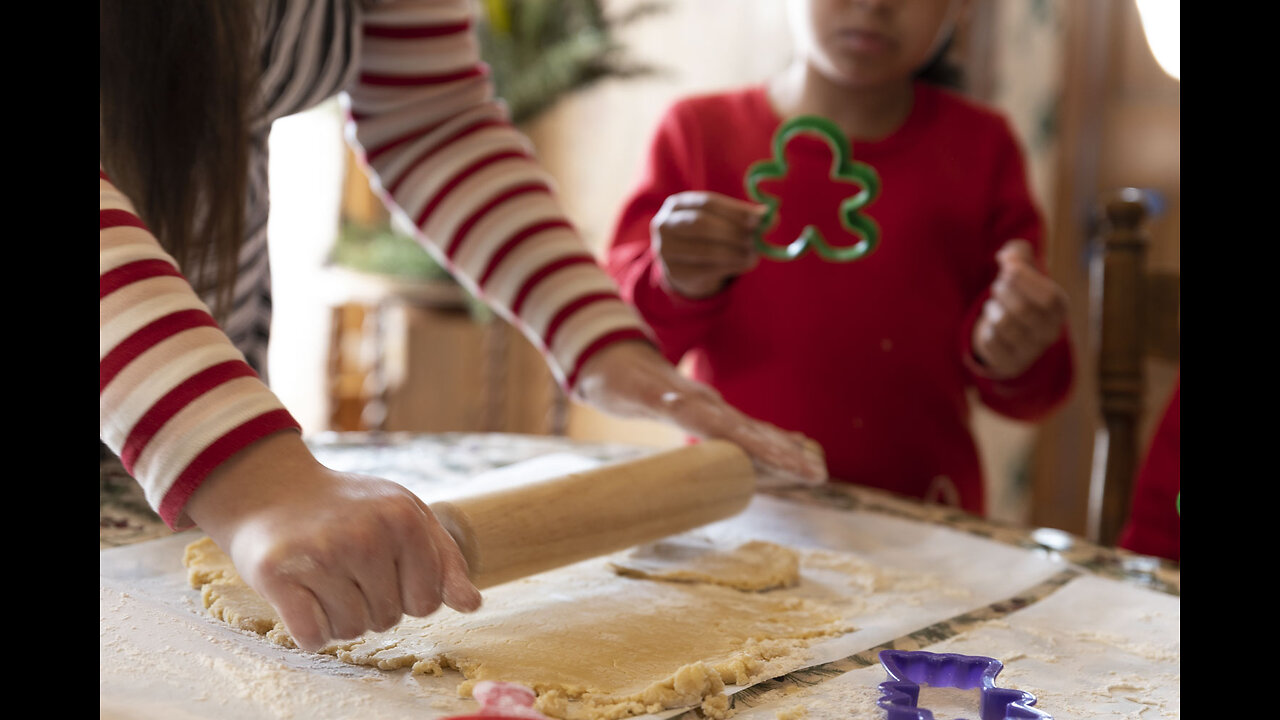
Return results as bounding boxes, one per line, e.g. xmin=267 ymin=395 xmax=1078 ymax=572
xmin=744 ymin=115 xmax=882 ymax=263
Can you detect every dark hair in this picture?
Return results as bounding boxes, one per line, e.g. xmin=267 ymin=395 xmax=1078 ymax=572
xmin=914 ymin=32 xmax=964 ymax=91
xmin=99 ymin=1 xmax=259 ymax=319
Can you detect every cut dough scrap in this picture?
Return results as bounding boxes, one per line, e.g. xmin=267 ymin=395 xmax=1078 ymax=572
xmin=609 ymin=536 xmax=800 ymax=591
xmin=184 ymin=537 xmax=292 ymax=641
xmin=183 ymin=537 xmax=856 ymax=720
xmin=202 ymin=580 xmax=282 ymax=636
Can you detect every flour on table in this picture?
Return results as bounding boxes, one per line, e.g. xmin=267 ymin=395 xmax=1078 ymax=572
xmin=909 ymin=575 xmax=1180 ymax=720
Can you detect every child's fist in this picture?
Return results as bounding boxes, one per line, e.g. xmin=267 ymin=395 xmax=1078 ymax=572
xmin=971 ymin=239 xmax=1068 ymax=379
xmin=651 ymin=191 xmax=765 ymax=299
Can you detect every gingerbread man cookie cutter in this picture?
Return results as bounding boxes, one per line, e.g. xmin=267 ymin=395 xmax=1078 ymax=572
xmin=744 ymin=114 xmax=882 ymax=263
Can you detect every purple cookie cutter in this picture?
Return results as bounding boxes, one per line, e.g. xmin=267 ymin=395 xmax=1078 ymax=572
xmin=877 ymin=649 xmax=1051 ymax=720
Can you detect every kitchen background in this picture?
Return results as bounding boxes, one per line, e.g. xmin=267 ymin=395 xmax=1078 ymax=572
xmin=263 ymin=0 xmax=1179 ymax=537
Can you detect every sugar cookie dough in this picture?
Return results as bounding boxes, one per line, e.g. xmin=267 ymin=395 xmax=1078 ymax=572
xmin=183 ymin=536 xmax=856 ymax=720
xmin=183 ymin=536 xmax=279 ymax=636
xmin=609 ymin=536 xmax=800 ymax=591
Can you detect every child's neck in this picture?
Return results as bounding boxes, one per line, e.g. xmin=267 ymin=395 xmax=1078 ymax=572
xmin=767 ymin=60 xmax=916 ymax=141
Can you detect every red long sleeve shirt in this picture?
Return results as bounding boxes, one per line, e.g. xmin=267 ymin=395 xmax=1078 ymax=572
xmin=606 ymin=83 xmax=1073 ymax=515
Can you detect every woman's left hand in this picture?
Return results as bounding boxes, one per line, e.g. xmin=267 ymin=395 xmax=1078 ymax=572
xmin=573 ymin=340 xmax=828 ymax=488
xmin=971 ymin=239 xmax=1069 ymax=379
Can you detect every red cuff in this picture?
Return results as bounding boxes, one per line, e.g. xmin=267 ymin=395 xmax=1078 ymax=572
xmin=563 ymin=328 xmax=656 ymax=392
xmin=959 ymin=287 xmax=1074 ymax=415
xmin=158 ymin=410 xmax=302 ymax=530
xmin=958 ymin=288 xmax=997 ymax=379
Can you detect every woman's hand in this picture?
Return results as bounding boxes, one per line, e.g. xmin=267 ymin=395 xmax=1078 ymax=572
xmin=184 ymin=431 xmax=481 ymax=652
xmin=651 ymin=191 xmax=766 ymax=299
xmin=573 ymin=340 xmax=828 ymax=488
xmin=971 ymin=240 xmax=1069 ymax=379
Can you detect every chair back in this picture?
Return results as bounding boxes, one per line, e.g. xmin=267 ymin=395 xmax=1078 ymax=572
xmin=1087 ymin=189 xmax=1180 ymax=545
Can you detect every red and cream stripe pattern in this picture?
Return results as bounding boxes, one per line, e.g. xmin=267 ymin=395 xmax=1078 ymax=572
xmin=345 ymin=0 xmax=650 ymax=388
xmin=100 ymin=171 xmax=301 ymax=529
xmin=99 ymin=0 xmax=653 ymax=528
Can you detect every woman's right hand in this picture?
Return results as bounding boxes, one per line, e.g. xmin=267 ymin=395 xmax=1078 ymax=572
xmin=651 ymin=191 xmax=766 ymax=299
xmin=183 ymin=431 xmax=481 ymax=652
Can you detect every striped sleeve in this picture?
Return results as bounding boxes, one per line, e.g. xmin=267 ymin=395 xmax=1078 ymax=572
xmin=100 ymin=169 xmax=301 ymax=529
xmin=343 ymin=0 xmax=652 ymax=390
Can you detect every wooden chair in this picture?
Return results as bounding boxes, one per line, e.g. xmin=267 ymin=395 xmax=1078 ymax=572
xmin=1086 ymin=189 xmax=1180 ymax=546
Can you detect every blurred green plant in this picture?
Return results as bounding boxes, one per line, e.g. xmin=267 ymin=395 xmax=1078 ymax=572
xmin=329 ymin=221 xmax=453 ymax=281
xmin=477 ymin=0 xmax=666 ymax=124
xmin=330 ymin=220 xmax=495 ymax=321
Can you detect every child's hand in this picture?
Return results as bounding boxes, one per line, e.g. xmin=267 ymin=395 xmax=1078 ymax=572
xmin=185 ymin=431 xmax=482 ymax=652
xmin=971 ymin=239 xmax=1069 ymax=379
xmin=651 ymin=191 xmax=766 ymax=299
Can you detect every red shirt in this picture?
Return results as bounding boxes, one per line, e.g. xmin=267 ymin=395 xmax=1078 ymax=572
xmin=605 ymin=83 xmax=1073 ymax=515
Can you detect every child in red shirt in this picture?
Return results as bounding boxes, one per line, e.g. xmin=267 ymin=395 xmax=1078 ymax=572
xmin=606 ymin=0 xmax=1073 ymax=515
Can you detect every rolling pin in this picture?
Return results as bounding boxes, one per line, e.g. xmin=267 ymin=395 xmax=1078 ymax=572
xmin=428 ymin=439 xmax=755 ymax=589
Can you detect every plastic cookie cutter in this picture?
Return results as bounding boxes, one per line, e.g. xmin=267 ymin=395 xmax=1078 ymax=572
xmin=877 ymin=649 xmax=1052 ymax=720
xmin=439 ymin=681 xmax=552 ymax=720
xmin=743 ymin=114 xmax=882 ymax=263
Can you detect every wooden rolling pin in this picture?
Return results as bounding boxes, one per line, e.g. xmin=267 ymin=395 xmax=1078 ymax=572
xmin=428 ymin=440 xmax=755 ymax=589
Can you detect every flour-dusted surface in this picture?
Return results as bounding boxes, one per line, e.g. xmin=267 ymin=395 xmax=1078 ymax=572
xmin=722 ymin=668 xmax=888 ymax=720
xmin=969 ymin=575 xmax=1180 ymax=719
xmin=728 ymin=574 xmax=1180 ymax=719
xmin=100 ymin=533 xmax=481 ymax=720
xmin=102 ymin=455 xmax=1073 ymax=720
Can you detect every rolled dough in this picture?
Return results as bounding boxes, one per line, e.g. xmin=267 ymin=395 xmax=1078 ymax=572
xmin=609 ymin=537 xmax=800 ymax=591
xmin=183 ymin=536 xmax=858 ymax=719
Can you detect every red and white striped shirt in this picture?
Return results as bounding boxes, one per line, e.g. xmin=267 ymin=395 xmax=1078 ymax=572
xmin=100 ymin=0 xmax=651 ymax=529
